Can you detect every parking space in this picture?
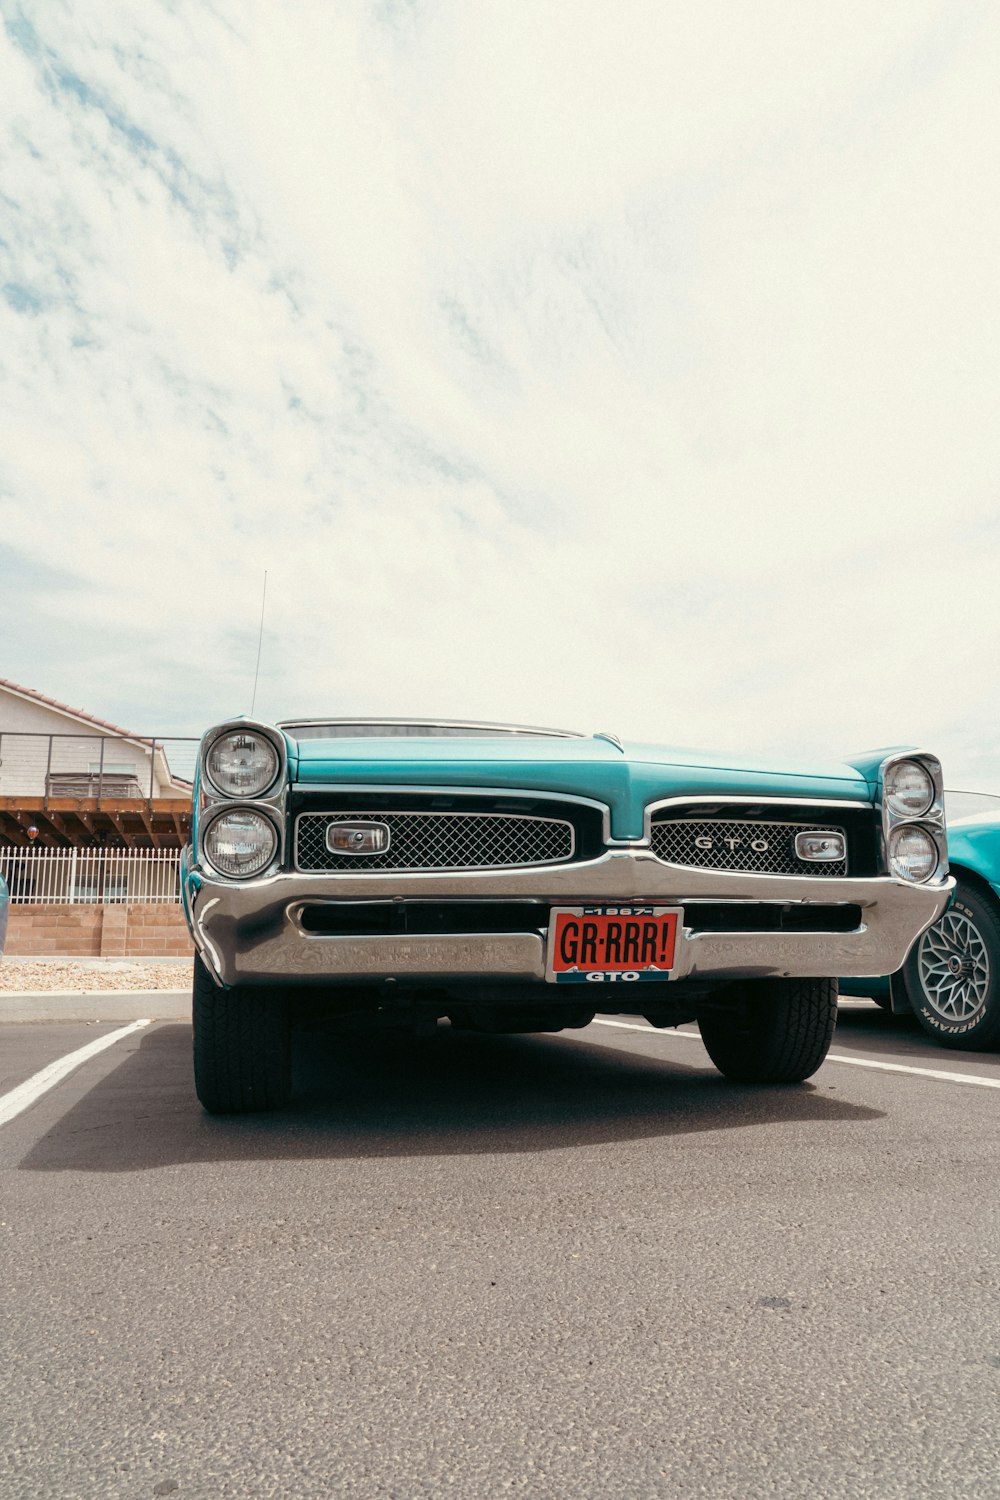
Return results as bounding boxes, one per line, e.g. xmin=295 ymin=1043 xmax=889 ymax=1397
xmin=0 ymin=1021 xmax=132 ymax=1097
xmin=1 ymin=1006 xmax=999 ymax=1498
xmin=833 ymin=1000 xmax=1000 ymax=1080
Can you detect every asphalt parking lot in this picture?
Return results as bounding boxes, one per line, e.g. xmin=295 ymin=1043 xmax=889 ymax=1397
xmin=2 ymin=999 xmax=998 ymax=1500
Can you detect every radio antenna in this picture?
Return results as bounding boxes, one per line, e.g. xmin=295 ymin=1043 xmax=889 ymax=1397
xmin=250 ymin=569 xmax=268 ymax=716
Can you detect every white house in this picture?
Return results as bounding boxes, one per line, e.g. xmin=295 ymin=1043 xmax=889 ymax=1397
xmin=0 ymin=677 xmax=191 ymax=801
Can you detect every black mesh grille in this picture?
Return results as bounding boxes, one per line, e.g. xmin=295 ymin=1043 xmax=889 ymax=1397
xmin=296 ymin=812 xmax=575 ymax=871
xmin=650 ymin=818 xmax=848 ymax=877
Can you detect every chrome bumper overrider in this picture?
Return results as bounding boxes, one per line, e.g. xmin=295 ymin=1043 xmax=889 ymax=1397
xmin=187 ymin=851 xmax=953 ymax=989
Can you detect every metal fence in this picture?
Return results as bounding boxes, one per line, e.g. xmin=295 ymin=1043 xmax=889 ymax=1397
xmin=0 ymin=847 xmax=182 ymax=904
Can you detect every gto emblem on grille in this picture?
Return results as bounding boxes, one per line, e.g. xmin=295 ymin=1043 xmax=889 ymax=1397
xmin=694 ymin=835 xmax=770 ymax=853
xmin=326 ymin=821 xmax=391 ymax=855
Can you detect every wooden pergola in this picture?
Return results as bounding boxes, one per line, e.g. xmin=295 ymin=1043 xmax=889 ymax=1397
xmin=0 ymin=794 xmax=192 ymax=850
xmin=0 ymin=686 xmax=197 ymax=849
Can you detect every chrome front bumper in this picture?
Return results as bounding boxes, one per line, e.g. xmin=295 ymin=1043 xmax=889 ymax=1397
xmin=187 ymin=851 xmax=953 ymax=990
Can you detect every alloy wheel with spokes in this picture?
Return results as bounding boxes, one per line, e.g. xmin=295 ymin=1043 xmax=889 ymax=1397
xmin=903 ymin=880 xmax=1000 ymax=1050
xmin=916 ymin=909 xmax=990 ymax=1023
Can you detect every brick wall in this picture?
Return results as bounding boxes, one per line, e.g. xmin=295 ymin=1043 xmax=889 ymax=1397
xmin=119 ymin=904 xmax=194 ymax=957
xmin=5 ymin=903 xmax=193 ymax=957
xmin=6 ymin=905 xmax=102 ymax=956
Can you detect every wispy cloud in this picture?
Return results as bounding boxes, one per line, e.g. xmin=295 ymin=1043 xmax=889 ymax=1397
xmin=1 ymin=1 xmax=998 ymax=783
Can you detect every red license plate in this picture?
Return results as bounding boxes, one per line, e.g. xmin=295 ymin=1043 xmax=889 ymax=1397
xmin=546 ymin=905 xmax=680 ymax=983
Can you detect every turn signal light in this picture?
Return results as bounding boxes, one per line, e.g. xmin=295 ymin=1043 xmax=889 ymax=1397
xmin=326 ymin=821 xmax=391 ymax=855
xmin=795 ymin=831 xmax=847 ymax=863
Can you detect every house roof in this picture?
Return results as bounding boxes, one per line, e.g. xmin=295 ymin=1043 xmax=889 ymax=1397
xmin=0 ymin=676 xmax=146 ymax=739
xmin=0 ymin=677 xmax=192 ymax=786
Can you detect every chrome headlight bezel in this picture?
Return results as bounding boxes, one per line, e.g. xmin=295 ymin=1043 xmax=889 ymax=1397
xmin=884 ymin=758 xmax=935 ymax=819
xmin=877 ymin=751 xmax=947 ymax=885
xmin=197 ymin=718 xmax=289 ymax=875
xmin=202 ymin=807 xmax=280 ymax=880
xmin=204 ymin=726 xmax=282 ymax=800
xmin=887 ymin=824 xmax=939 ymax=884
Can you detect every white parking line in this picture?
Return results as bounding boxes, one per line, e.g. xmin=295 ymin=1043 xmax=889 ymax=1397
xmin=590 ymin=1018 xmax=1000 ymax=1090
xmin=821 ymin=1054 xmax=1000 ymax=1088
xmin=592 ymin=1019 xmax=703 ymax=1040
xmin=0 ymin=1020 xmax=151 ymax=1128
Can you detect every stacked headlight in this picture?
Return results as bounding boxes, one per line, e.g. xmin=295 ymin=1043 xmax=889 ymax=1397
xmin=887 ymin=825 xmax=938 ymax=883
xmin=205 ymin=730 xmax=279 ymax=798
xmin=879 ymin=752 xmax=946 ymax=884
xmin=203 ymin=809 xmax=278 ymax=878
xmin=884 ymin=759 xmax=934 ymax=818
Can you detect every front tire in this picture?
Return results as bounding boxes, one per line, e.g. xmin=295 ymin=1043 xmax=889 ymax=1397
xmin=902 ymin=880 xmax=1000 ymax=1050
xmin=192 ymin=954 xmax=292 ymax=1113
xmin=697 ymin=978 xmax=838 ymax=1083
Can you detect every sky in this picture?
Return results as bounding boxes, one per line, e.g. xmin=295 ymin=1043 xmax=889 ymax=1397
xmin=1 ymin=1 xmax=999 ymax=785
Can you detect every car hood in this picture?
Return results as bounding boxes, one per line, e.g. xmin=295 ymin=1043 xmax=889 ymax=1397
xmin=944 ymin=810 xmax=1000 ymax=894
xmin=287 ymin=733 xmax=874 ymax=841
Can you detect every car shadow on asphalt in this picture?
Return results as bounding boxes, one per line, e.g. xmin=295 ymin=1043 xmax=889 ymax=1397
xmin=833 ymin=1004 xmax=923 ymax=1061
xmin=19 ymin=1021 xmax=884 ymax=1173
xmin=835 ymin=1002 xmax=1000 ymax=1070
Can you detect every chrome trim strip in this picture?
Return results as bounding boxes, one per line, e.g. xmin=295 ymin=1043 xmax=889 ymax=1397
xmin=643 ymin=793 xmax=872 ymax=840
xmin=277 ymin=718 xmax=584 ymax=738
xmin=290 ymin=783 xmax=613 ymax=845
xmin=294 ymin=809 xmax=577 ymax=873
xmin=673 ymin=896 xmax=862 ymax=909
xmin=195 ymin=850 xmax=920 ymax=901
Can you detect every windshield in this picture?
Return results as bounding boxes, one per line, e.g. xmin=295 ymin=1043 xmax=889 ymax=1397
xmin=945 ymin=789 xmax=1000 ymax=822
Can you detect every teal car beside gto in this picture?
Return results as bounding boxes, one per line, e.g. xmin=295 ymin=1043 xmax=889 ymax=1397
xmin=842 ymin=789 xmax=1000 ymax=1051
xmin=180 ymin=720 xmax=955 ymax=1113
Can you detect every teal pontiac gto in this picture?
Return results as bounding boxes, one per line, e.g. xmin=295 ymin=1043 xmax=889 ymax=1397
xmin=181 ymin=720 xmax=952 ymax=1113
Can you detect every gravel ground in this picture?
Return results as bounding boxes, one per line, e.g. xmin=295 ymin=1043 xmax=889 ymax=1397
xmin=0 ymin=958 xmax=189 ymax=992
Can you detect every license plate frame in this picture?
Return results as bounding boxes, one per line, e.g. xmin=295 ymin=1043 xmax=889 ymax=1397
xmin=545 ymin=904 xmax=682 ymax=984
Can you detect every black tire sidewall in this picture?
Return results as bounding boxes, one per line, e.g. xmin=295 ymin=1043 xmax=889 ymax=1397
xmin=697 ymin=977 xmax=838 ymax=1084
xmin=192 ymin=954 xmax=292 ymax=1112
xmin=903 ymin=881 xmax=1000 ymax=1049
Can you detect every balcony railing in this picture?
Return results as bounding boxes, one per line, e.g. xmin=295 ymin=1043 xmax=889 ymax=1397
xmin=45 ymin=772 xmax=145 ymax=798
xmin=0 ymin=731 xmax=198 ymax=803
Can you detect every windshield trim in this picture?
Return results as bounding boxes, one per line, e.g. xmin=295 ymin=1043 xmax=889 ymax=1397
xmin=276 ymin=718 xmax=584 ymax=740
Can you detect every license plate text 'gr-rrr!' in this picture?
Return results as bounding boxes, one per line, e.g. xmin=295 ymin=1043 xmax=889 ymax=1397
xmin=547 ymin=905 xmax=680 ymax=983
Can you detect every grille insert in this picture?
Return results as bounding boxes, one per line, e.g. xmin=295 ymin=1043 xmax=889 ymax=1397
xmin=296 ymin=811 xmax=575 ymax=872
xmin=650 ymin=818 xmax=848 ymax=877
